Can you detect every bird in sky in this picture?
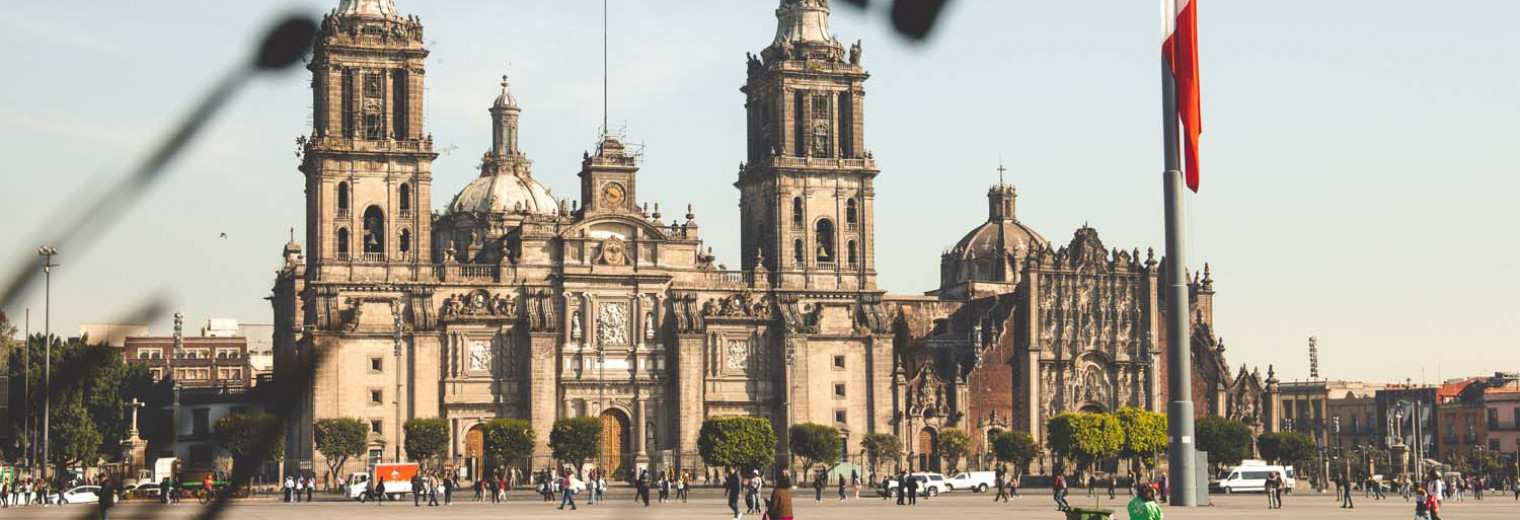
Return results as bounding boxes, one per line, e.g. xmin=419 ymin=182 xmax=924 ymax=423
xmin=219 ymin=233 xmax=228 ymax=239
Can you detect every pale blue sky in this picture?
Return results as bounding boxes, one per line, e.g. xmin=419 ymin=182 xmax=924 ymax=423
xmin=2 ymin=1 xmax=1516 ymax=383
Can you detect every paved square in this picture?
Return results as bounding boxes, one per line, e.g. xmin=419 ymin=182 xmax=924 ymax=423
xmin=9 ymin=489 xmax=1519 ymax=520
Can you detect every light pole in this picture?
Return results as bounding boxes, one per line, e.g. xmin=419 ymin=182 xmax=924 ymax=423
xmin=37 ymin=245 xmax=57 ymax=481
xmin=22 ymin=308 xmax=30 ymax=474
xmin=391 ymin=302 xmax=404 ymax=463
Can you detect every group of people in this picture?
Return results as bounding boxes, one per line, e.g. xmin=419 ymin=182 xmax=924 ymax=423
xmin=0 ymin=472 xmax=109 ymax=507
xmin=407 ymin=473 xmax=455 ymax=507
xmin=882 ymin=469 xmax=929 ymax=505
xmin=281 ymin=473 xmax=316 ymax=502
xmin=990 ymin=466 xmax=1022 ymax=502
xmin=723 ymin=467 xmax=792 ymax=520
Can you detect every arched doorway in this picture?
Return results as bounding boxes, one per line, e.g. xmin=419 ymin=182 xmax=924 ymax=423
xmin=917 ymin=427 xmax=939 ymax=473
xmin=599 ymin=410 xmax=631 ymax=479
xmin=464 ymin=424 xmax=484 ymax=480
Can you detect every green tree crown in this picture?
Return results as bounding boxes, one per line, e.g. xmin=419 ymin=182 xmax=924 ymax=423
xmin=549 ymin=417 xmax=602 ymax=467
xmin=314 ymin=418 xmax=369 ymax=479
xmin=789 ymin=423 xmax=842 ymax=471
xmin=697 ymin=416 xmax=776 ymax=471
xmin=990 ymin=430 xmax=1040 ymax=475
xmin=404 ymin=418 xmax=450 ymax=468
xmin=1195 ymin=416 xmax=1254 ymax=466
xmin=482 ymin=418 xmax=536 ymax=468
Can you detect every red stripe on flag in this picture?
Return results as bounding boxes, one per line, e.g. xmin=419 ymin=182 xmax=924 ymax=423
xmin=1164 ymin=0 xmax=1202 ymax=192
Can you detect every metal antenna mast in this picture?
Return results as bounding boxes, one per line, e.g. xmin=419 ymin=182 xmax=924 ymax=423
xmin=602 ymin=0 xmax=608 ymax=136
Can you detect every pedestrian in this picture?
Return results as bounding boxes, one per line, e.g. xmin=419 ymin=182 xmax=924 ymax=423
xmin=993 ymin=468 xmax=1009 ymax=503
xmin=427 ymin=475 xmax=440 ymax=507
xmin=374 ymin=478 xmax=386 ymax=506
xmin=1264 ymin=472 xmax=1281 ymax=509
xmin=1108 ymin=474 xmax=1117 ymax=499
xmin=746 ymin=470 xmax=763 ymax=513
xmin=635 ymin=469 xmax=650 ymax=506
xmin=1157 ymin=475 xmax=1168 ymax=504
xmin=1339 ymin=474 xmax=1354 ymax=509
xmin=724 ymin=468 xmax=742 ymax=520
xmin=283 ymin=475 xmax=294 ymax=503
xmin=1009 ymin=472 xmax=1022 ymax=497
xmin=657 ymin=474 xmax=669 ymax=503
xmin=305 ymin=474 xmax=314 ymax=502
xmin=1425 ymin=470 xmax=1445 ymax=520
xmin=895 ymin=471 xmax=907 ymax=505
xmin=557 ymin=469 xmax=578 ymax=510
xmin=412 ymin=474 xmax=423 ymax=507
xmin=906 ymin=473 xmax=919 ymax=506
xmin=813 ymin=471 xmax=825 ymax=502
xmin=838 ymin=473 xmax=847 ymax=501
xmin=767 ymin=474 xmax=794 ymax=520
xmin=1053 ymin=473 xmax=1070 ymax=509
xmin=99 ymin=476 xmax=114 ymax=520
xmin=1414 ymin=486 xmax=1431 ymax=520
xmin=444 ymin=475 xmax=453 ymax=505
xmin=1126 ymin=484 xmax=1163 ymax=520
xmin=678 ymin=470 xmax=690 ymax=503
xmin=596 ymin=473 xmax=607 ymax=504
xmin=1088 ymin=475 xmax=1096 ymax=497
xmin=852 ymin=470 xmax=861 ymax=499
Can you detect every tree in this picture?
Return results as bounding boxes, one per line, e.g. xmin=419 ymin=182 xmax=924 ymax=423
xmin=1115 ymin=407 xmax=1167 ymax=476
xmin=549 ymin=417 xmax=601 ymax=468
xmin=697 ymin=416 xmax=776 ymax=472
xmin=789 ymin=423 xmax=841 ymax=472
xmin=215 ymin=413 xmax=286 ymax=486
xmin=5 ymin=332 xmax=152 ymax=473
xmin=482 ymin=418 xmax=536 ymax=470
xmin=404 ymin=418 xmax=449 ymax=469
xmin=990 ymin=431 xmax=1039 ymax=477
xmin=1256 ymin=431 xmax=1316 ymax=468
xmin=860 ymin=433 xmax=902 ymax=477
xmin=314 ymin=418 xmax=369 ymax=483
xmin=1195 ymin=417 xmax=1254 ymax=466
xmin=936 ymin=428 xmax=972 ymax=474
xmin=1046 ymin=412 xmax=1123 ymax=476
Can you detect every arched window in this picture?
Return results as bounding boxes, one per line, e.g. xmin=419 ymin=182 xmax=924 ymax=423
xmin=847 ymin=240 xmax=857 ymax=266
xmin=793 ymin=239 xmax=804 ymax=265
xmin=362 ymin=206 xmax=385 ymax=254
xmin=815 ymin=218 xmax=835 ymax=262
xmin=398 ymin=183 xmax=411 ymax=214
xmin=846 ymin=198 xmax=858 ymax=226
xmin=398 ymin=228 xmax=412 ymax=254
xmin=337 ymin=182 xmax=350 ymax=214
xmin=791 ymin=197 xmax=804 ymax=228
xmin=336 ymin=227 xmax=350 ymax=259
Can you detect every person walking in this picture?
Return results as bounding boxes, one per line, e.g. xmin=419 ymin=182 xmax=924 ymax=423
xmin=852 ymin=470 xmax=861 ymax=499
xmin=412 ymin=474 xmax=423 ymax=507
xmin=678 ymin=470 xmax=690 ymax=503
xmin=444 ymin=475 xmax=453 ymax=505
xmin=373 ymin=478 xmax=386 ymax=506
xmin=635 ymin=469 xmax=651 ymax=506
xmin=746 ymin=470 xmax=763 ymax=513
xmin=98 ymin=477 xmax=114 ymax=520
xmin=428 ymin=475 xmax=441 ymax=507
xmin=1009 ymin=472 xmax=1022 ymax=497
xmin=1338 ymin=474 xmax=1354 ymax=509
xmin=906 ymin=473 xmax=919 ymax=506
xmin=1108 ymin=474 xmax=1117 ymax=499
xmin=837 ymin=473 xmax=847 ymax=501
xmin=1053 ymin=473 xmax=1070 ymax=509
xmin=596 ymin=473 xmax=607 ymax=504
xmin=724 ymin=468 xmax=742 ymax=520
xmin=656 ymin=474 xmax=669 ymax=504
xmin=993 ymin=468 xmax=1009 ymax=503
xmin=557 ymin=470 xmax=578 ymax=511
xmin=1126 ymin=484 xmax=1163 ymax=520
xmin=1425 ymin=470 xmax=1446 ymax=520
xmin=1087 ymin=475 xmax=1096 ymax=497
xmin=767 ymin=474 xmax=795 ymax=520
xmin=1415 ymin=487 xmax=1432 ymax=520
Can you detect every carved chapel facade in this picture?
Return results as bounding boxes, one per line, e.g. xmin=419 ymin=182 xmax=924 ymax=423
xmin=272 ymin=0 xmax=1275 ymax=478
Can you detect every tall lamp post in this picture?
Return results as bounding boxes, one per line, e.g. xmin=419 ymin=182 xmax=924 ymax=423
xmin=391 ymin=302 xmax=404 ymax=463
xmin=37 ymin=246 xmax=57 ymax=481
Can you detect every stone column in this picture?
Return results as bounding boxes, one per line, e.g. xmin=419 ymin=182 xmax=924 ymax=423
xmin=675 ymin=332 xmax=704 ymax=457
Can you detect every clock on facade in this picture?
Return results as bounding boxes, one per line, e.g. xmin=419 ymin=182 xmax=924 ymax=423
xmin=602 ymin=182 xmax=626 ymax=206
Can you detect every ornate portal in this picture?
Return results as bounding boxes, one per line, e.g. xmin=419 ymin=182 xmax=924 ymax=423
xmin=726 ymin=340 xmax=750 ymax=371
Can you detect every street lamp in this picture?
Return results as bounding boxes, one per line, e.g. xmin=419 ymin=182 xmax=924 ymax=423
xmin=37 ymin=245 xmax=57 ymax=482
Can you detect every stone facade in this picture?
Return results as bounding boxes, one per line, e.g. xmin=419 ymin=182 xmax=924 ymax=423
xmin=273 ymin=0 xmax=1271 ymax=478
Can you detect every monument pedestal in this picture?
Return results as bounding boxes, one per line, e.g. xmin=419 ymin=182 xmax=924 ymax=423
xmin=1390 ymin=445 xmax=1409 ymax=480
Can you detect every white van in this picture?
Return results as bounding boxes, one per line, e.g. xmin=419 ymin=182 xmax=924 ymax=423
xmin=1212 ymin=463 xmax=1296 ymax=494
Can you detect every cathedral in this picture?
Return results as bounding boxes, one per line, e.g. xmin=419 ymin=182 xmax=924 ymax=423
xmin=272 ymin=0 xmax=1276 ymax=479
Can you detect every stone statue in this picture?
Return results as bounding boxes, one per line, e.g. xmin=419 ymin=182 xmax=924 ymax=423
xmin=644 ymin=311 xmax=656 ymax=340
xmin=849 ymin=39 xmax=862 ymax=65
xmin=571 ymin=311 xmax=583 ymax=340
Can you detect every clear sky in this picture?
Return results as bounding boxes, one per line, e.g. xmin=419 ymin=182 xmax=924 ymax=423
xmin=2 ymin=1 xmax=1516 ymax=384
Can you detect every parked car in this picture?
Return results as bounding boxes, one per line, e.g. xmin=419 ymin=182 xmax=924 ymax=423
xmin=59 ymin=485 xmax=102 ymax=504
xmin=877 ymin=473 xmax=950 ymax=497
xmin=124 ymin=482 xmax=162 ymax=499
xmin=1211 ymin=462 xmax=1296 ymax=494
xmin=946 ymin=471 xmax=997 ymax=493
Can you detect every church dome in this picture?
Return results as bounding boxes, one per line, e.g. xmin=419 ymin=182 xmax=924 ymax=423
xmin=949 ymin=218 xmax=1046 ymax=261
xmin=448 ymin=173 xmax=558 ymax=216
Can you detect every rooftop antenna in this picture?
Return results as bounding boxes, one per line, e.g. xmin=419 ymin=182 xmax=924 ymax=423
xmin=602 ymin=0 xmax=609 ymax=137
xmin=1307 ymin=336 xmax=1320 ymax=380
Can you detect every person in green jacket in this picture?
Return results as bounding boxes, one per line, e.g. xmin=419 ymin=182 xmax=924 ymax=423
xmin=1127 ymin=483 xmax=1164 ymax=520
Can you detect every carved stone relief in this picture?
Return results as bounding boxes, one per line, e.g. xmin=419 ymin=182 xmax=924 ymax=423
xmin=598 ymin=302 xmax=628 ymax=346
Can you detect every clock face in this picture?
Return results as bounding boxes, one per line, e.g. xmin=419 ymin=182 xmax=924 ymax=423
xmin=602 ymin=182 xmax=626 ymax=205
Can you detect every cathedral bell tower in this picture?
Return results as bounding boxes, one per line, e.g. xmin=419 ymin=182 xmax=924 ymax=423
xmin=301 ymin=0 xmax=436 ymax=279
xmin=738 ymin=0 xmax=877 ymax=291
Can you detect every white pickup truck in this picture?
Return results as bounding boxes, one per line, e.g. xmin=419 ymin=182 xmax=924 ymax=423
xmin=945 ymin=471 xmax=997 ymax=493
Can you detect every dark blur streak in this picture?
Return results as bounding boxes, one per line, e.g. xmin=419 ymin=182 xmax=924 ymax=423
xmin=891 ymin=0 xmax=951 ymax=41
xmin=0 ymin=15 xmax=317 ymax=312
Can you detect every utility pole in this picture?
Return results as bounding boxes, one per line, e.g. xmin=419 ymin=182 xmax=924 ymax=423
xmin=23 ymin=308 xmax=30 ymax=474
xmin=171 ymin=312 xmax=183 ymax=461
xmin=37 ymin=246 xmax=57 ymax=482
xmin=392 ymin=301 xmax=404 ymax=463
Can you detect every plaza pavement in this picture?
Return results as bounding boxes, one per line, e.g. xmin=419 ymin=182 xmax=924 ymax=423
xmin=7 ymin=488 xmax=1519 ymax=519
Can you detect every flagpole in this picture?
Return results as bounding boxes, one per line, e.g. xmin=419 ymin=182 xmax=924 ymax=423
xmin=1161 ymin=0 xmax=1198 ymax=506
